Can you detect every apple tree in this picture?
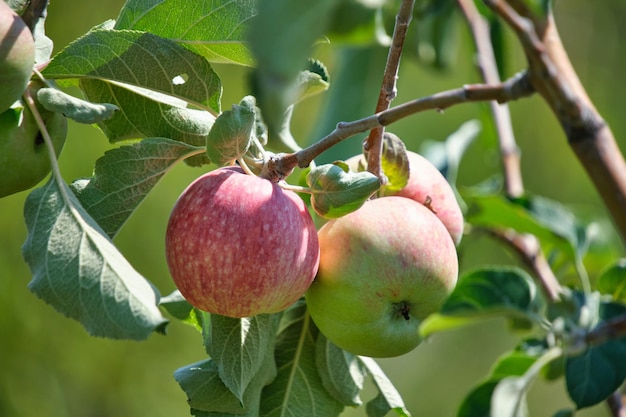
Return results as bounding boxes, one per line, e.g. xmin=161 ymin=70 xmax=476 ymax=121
xmin=2 ymin=0 xmax=626 ymax=416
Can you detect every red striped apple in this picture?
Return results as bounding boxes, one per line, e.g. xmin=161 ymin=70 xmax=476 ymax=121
xmin=165 ymin=166 xmax=320 ymax=318
xmin=306 ymin=196 xmax=458 ymax=357
xmin=347 ymin=150 xmax=464 ymax=245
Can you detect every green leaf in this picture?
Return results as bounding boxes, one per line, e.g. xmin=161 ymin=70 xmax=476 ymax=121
xmin=78 ymin=80 xmax=215 ymax=153
xmin=565 ymin=301 xmax=626 ymax=409
xmin=464 ymin=192 xmax=589 ymax=264
xmin=115 ymin=0 xmax=256 ymax=66
xmin=43 ymin=29 xmax=221 ymax=112
xmin=597 ymin=259 xmax=626 ymax=302
xmin=307 ymin=164 xmax=381 ymax=219
xmin=22 ymin=179 xmax=167 ymax=340
xmin=379 ymin=132 xmax=410 ymax=195
xmin=70 ymin=138 xmax=204 ymax=238
xmin=413 ymin=0 xmax=459 ymax=69
xmin=36 ymin=87 xmax=118 ymax=124
xmin=419 ymin=119 xmax=481 ymax=185
xmin=420 ymin=267 xmax=543 ymax=338
xmin=248 ymin=0 xmax=338 ymax=151
xmin=160 ymin=290 xmax=204 ymax=332
xmin=204 ymin=314 xmax=281 ymax=404
xmin=260 ymin=301 xmax=344 ymax=417
xmin=490 ymin=377 xmax=529 ymax=417
xmin=206 ymin=97 xmax=256 ymax=165
xmin=315 ymin=334 xmax=366 ymax=407
xmin=457 ymin=349 xmax=538 ymax=417
xmin=359 ymin=356 xmax=411 ymax=417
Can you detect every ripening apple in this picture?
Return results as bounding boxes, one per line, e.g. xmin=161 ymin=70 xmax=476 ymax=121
xmin=347 ymin=150 xmax=464 ymax=245
xmin=165 ymin=166 xmax=320 ymax=318
xmin=306 ymin=196 xmax=458 ymax=358
xmin=0 ymin=1 xmax=35 ymax=113
xmin=0 ymin=85 xmax=68 ymax=198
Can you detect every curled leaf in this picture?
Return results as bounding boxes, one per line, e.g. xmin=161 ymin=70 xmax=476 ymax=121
xmin=307 ymin=163 xmax=380 ymax=219
xmin=36 ymin=87 xmax=118 ymax=124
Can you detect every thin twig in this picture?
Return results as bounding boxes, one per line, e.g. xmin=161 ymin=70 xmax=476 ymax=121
xmin=364 ymin=0 xmax=415 ymax=180
xmin=457 ymin=0 xmax=523 ymax=197
xmin=271 ymin=73 xmax=534 ymax=178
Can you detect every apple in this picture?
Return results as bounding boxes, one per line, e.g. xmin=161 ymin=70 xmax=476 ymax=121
xmin=305 ymin=196 xmax=458 ymax=357
xmin=0 ymin=85 xmax=68 ymax=198
xmin=0 ymin=1 xmax=35 ymax=113
xmin=347 ymin=150 xmax=464 ymax=245
xmin=165 ymin=166 xmax=320 ymax=318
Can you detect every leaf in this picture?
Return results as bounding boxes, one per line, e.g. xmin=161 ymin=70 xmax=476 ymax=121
xmin=413 ymin=0 xmax=459 ymax=69
xmin=457 ymin=349 xmax=537 ymax=417
xmin=160 ymin=290 xmax=204 ymax=332
xmin=206 ymin=97 xmax=256 ymax=165
xmin=260 ymin=301 xmax=344 ymax=417
xmin=248 ymin=0 xmax=338 ymax=151
xmin=359 ymin=356 xmax=411 ymax=417
xmin=70 ymin=138 xmax=204 ymax=238
xmin=36 ymin=87 xmax=119 ymax=124
xmin=420 ymin=267 xmax=543 ymax=338
xmin=419 ymin=119 xmax=481 ymax=185
xmin=315 ymin=334 xmax=367 ymax=407
xmin=379 ymin=132 xmax=410 ymax=195
xmin=115 ymin=0 xmax=256 ymax=66
xmin=174 ymin=359 xmax=247 ymax=414
xmin=565 ymin=301 xmax=626 ymax=409
xmin=307 ymin=163 xmax=381 ymax=219
xmin=204 ymin=314 xmax=281 ymax=404
xmin=597 ymin=259 xmax=626 ymax=302
xmin=491 ymin=377 xmax=529 ymax=417
xmin=22 ymin=179 xmax=167 ymax=340
xmin=78 ymin=79 xmax=215 ymax=151
xmin=464 ymin=192 xmax=588 ymax=263
xmin=43 ymin=28 xmax=222 ymax=112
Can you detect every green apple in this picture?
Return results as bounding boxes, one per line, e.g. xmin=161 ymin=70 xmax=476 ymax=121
xmin=0 ymin=86 xmax=68 ymax=198
xmin=347 ymin=150 xmax=464 ymax=245
xmin=306 ymin=196 xmax=458 ymax=357
xmin=0 ymin=1 xmax=35 ymax=113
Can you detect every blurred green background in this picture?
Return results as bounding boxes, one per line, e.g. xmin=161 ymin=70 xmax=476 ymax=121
xmin=1 ymin=1 xmax=625 ymax=416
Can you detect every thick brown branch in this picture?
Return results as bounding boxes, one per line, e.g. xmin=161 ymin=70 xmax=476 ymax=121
xmin=485 ymin=0 xmax=626 ymax=246
xmin=364 ymin=0 xmax=415 ymax=180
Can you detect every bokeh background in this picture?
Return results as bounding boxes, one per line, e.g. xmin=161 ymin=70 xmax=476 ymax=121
xmin=1 ymin=1 xmax=625 ymax=416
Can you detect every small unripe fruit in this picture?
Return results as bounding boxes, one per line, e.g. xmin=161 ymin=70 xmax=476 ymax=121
xmin=0 ymin=1 xmax=35 ymax=113
xmin=165 ymin=167 xmax=320 ymax=318
xmin=306 ymin=196 xmax=458 ymax=358
xmin=347 ymin=150 xmax=464 ymax=245
xmin=0 ymin=84 xmax=68 ymax=198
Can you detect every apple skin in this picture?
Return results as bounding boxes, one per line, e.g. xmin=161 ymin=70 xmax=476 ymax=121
xmin=0 ymin=87 xmax=68 ymax=198
xmin=347 ymin=151 xmax=464 ymax=245
xmin=0 ymin=1 xmax=35 ymax=113
xmin=305 ymin=196 xmax=458 ymax=358
xmin=165 ymin=166 xmax=320 ymax=318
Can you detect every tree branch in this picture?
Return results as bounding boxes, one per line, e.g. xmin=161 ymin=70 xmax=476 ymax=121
xmin=457 ymin=0 xmax=562 ymax=303
xmin=272 ymin=73 xmax=534 ymax=177
xmin=485 ymin=0 xmax=626 ymax=246
xmin=364 ymin=0 xmax=414 ymax=180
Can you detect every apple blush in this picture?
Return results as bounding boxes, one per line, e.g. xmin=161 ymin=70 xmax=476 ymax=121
xmin=165 ymin=167 xmax=320 ymax=318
